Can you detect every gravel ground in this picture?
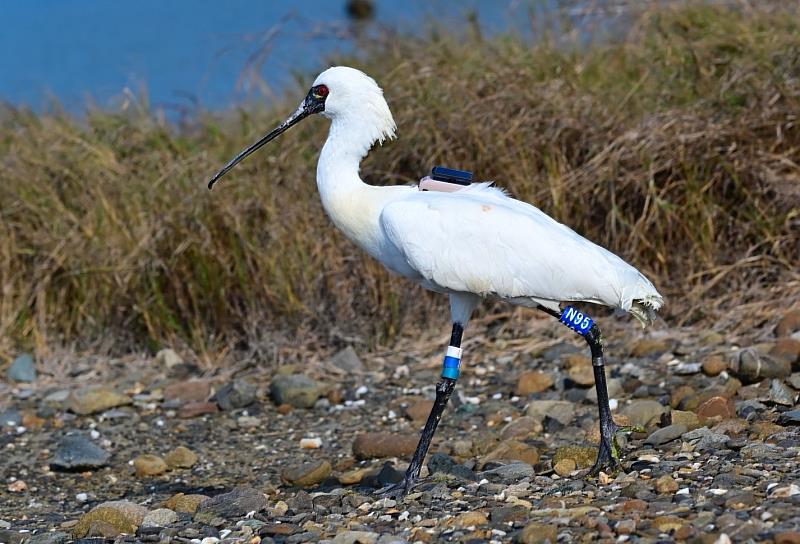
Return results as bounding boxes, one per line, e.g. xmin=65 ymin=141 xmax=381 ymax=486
xmin=2 ymin=309 xmax=800 ymax=544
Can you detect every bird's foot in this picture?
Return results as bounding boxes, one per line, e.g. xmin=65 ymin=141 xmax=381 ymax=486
xmin=588 ymin=424 xmax=643 ymax=478
xmin=376 ymin=476 xmax=417 ymax=499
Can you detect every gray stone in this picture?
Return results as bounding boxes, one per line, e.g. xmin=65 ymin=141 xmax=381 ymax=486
xmin=778 ymin=409 xmax=800 ymax=426
xmin=526 ymin=400 xmax=575 ymax=425
xmin=50 ymin=435 xmax=111 ymax=470
xmin=586 ymin=378 xmax=623 ymax=403
xmin=194 ymin=487 xmax=267 ymax=524
xmin=24 ymin=531 xmax=70 ymax=544
xmin=621 ymin=399 xmax=667 ymax=428
xmin=645 ymin=424 xmax=688 ymax=447
xmin=682 ymin=427 xmax=728 ymax=451
xmin=269 ymin=374 xmax=323 ymax=408
xmin=7 ymin=353 xmax=36 ymax=383
xmin=332 ymin=532 xmax=378 ymax=544
xmin=542 ymin=342 xmax=580 ymax=362
xmin=768 ymin=379 xmax=796 ymax=406
xmin=427 ymin=452 xmax=476 ymax=481
xmin=0 ymin=409 xmax=22 ymax=427
xmin=141 ymin=508 xmax=178 ymax=528
xmin=329 ymin=346 xmax=364 ymax=373
xmin=481 ymin=461 xmax=535 ymax=482
xmin=673 ymin=362 xmax=702 ymax=375
xmin=215 ymin=378 xmax=258 ymax=410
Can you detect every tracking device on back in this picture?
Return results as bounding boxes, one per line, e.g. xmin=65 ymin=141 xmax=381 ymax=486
xmin=419 ymin=166 xmax=474 ymax=192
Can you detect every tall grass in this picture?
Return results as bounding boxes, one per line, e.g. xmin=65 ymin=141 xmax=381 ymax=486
xmin=1 ymin=3 xmax=798 ymax=357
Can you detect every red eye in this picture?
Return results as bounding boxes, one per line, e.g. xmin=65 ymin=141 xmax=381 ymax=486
xmin=314 ymin=84 xmax=329 ymax=98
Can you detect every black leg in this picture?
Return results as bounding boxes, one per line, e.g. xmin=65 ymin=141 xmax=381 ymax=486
xmin=541 ymin=306 xmax=626 ymax=476
xmin=378 ymin=323 xmax=464 ymax=497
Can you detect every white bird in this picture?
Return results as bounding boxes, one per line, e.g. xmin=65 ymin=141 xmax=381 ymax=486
xmin=208 ymin=66 xmax=663 ymax=495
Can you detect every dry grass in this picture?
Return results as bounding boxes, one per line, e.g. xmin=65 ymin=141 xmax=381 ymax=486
xmin=1 ymin=3 xmax=798 ymax=358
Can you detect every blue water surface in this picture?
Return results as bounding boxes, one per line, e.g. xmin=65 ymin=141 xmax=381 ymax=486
xmin=1 ymin=0 xmax=554 ymax=113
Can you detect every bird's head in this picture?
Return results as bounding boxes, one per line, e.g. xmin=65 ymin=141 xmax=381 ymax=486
xmin=208 ymin=66 xmax=395 ymax=189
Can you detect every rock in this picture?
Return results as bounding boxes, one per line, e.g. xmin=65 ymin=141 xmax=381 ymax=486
xmin=179 ymin=401 xmax=218 ymax=418
xmin=778 ymin=409 xmax=800 ymax=426
xmin=645 ymin=424 xmax=687 ymax=447
xmin=73 ymin=500 xmax=148 ymax=538
xmin=141 ymin=508 xmax=178 ymax=528
xmin=480 ymin=440 xmax=539 ymax=466
xmin=338 ymin=467 xmax=374 ymax=485
xmin=163 ymin=493 xmax=209 ymax=513
xmin=670 ymin=410 xmax=701 ymax=430
xmin=352 ymin=432 xmax=418 ymax=460
xmin=683 ymin=427 xmax=728 ymax=450
xmin=776 ymin=532 xmax=800 ymax=544
xmin=769 ymin=378 xmax=797 ymax=406
xmin=163 ymin=379 xmax=214 ymax=403
xmin=542 ymin=342 xmax=580 ymax=361
xmin=564 ymin=354 xmax=594 ymax=386
xmin=587 ymin=414 xmax=631 ymax=444
xmin=515 ymin=371 xmax=554 ymax=395
xmin=25 ymin=531 xmax=70 ymax=544
xmin=164 ymin=446 xmax=197 ymax=469
xmin=269 ymin=374 xmax=323 ymax=408
xmin=332 ymin=531 xmax=378 ymax=544
xmin=500 ymin=416 xmax=542 ymax=440
xmin=7 ymin=353 xmax=36 ymax=382
xmin=215 ymin=378 xmax=258 ymax=410
xmin=0 ymin=409 xmax=22 ymax=427
xmin=68 ymin=386 xmax=131 ymax=415
xmin=133 ymin=454 xmax=167 ymax=477
xmin=654 ymin=474 xmax=679 ymax=493
xmin=481 ymin=461 xmax=535 ymax=482
xmin=728 ymin=348 xmax=790 ymax=383
xmin=553 ymin=458 xmax=576 ymax=476
xmin=616 ymin=519 xmax=636 ymax=535
xmin=695 ymin=396 xmax=735 ymax=419
xmin=652 ymin=516 xmax=684 ymax=532
xmin=452 ymin=511 xmax=488 ymax=528
xmin=491 ymin=506 xmax=528 ymax=524
xmin=517 ymin=522 xmax=558 ymax=543
xmin=702 ymin=355 xmax=727 ymax=376
xmin=670 ymin=385 xmax=695 ymax=409
xmin=776 ymin=309 xmax=800 ymax=337
xmin=404 ymin=399 xmax=433 ymax=423
xmin=770 ymin=338 xmax=800 ymax=366
xmin=673 ymin=362 xmax=702 ymax=375
xmin=329 ymin=346 xmax=365 ymax=372
xmin=526 ymin=400 xmax=575 ymax=426
xmin=194 ymin=488 xmax=267 ymax=524
xmin=155 ymin=348 xmax=183 ymax=369
xmin=586 ymin=378 xmax=623 ymax=403
xmin=50 ymin=435 xmax=111 ymax=470
xmin=281 ymin=460 xmax=332 ymax=487
xmin=630 ymin=338 xmax=670 ymax=357
xmin=428 ymin=452 xmax=476 ymax=481
xmin=621 ymin=399 xmax=667 ymax=428
xmin=552 ymin=446 xmax=596 ymax=469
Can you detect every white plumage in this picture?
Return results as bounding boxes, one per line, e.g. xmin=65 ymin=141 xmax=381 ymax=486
xmin=309 ymin=66 xmax=663 ymax=326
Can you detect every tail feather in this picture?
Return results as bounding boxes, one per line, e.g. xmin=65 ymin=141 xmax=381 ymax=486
xmin=629 ymin=294 xmax=663 ymax=327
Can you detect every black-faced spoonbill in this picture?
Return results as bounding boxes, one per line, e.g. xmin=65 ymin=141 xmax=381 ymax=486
xmin=208 ymin=66 xmax=664 ymax=496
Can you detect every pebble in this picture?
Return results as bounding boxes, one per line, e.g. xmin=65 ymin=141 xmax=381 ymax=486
xmin=0 ymin=409 xmax=22 ymax=427
xmin=269 ymin=374 xmax=324 ymax=408
xmin=702 ymin=355 xmax=727 ymax=376
xmin=72 ymin=500 xmax=148 ymax=538
xmin=300 ymin=437 xmax=322 ymax=449
xmin=338 ymin=467 xmax=373 ymax=485
xmin=586 ymin=378 xmax=623 ymax=403
xmin=553 ymin=458 xmax=576 ymax=476
xmin=770 ymin=338 xmax=800 ymax=365
xmin=163 ymin=493 xmax=209 ymax=513
xmin=179 ymin=401 xmax=219 ymax=418
xmin=480 ymin=439 xmax=539 ymax=466
xmin=329 ymin=346 xmax=365 ymax=372
xmin=25 ymin=532 xmax=69 ymax=544
xmin=404 ymin=399 xmax=434 ymax=423
xmin=7 ymin=353 xmax=36 ymax=382
xmin=194 ymin=487 xmax=268 ymax=524
xmin=481 ymin=461 xmax=535 ymax=482
xmin=332 ymin=531 xmax=379 ymax=544
xmin=526 ymin=400 xmax=575 ymax=425
xmin=155 ymin=348 xmax=183 ymax=369
xmin=133 ymin=454 xmax=168 ymax=477
xmin=673 ymin=361 xmax=702 ymax=375
xmin=630 ymin=338 xmax=671 ymax=357
xmin=68 ymin=386 xmax=131 ymax=415
xmin=280 ymin=459 xmax=332 ymax=487
xmin=621 ymin=399 xmax=667 ymax=428
xmin=518 ymin=522 xmax=558 ymax=544
xmin=728 ymin=348 xmax=790 ymax=383
xmin=552 ymin=446 xmax=596 ymax=469
xmin=452 ymin=511 xmax=488 ymax=527
xmin=141 ymin=508 xmax=178 ymax=528
xmin=515 ymin=371 xmax=554 ymax=395
xmin=695 ymin=396 xmax=735 ymax=419
xmin=776 ymin=309 xmax=800 ymax=337
xmin=352 ymin=432 xmax=418 ymax=460
xmin=768 ymin=378 xmax=796 ymax=406
xmin=8 ymin=480 xmax=27 ymax=492
xmin=163 ymin=379 xmax=214 ymax=403
xmin=669 ymin=409 xmax=701 ymax=429
xmin=654 ymin=474 xmax=679 ymax=493
xmin=50 ymin=435 xmax=111 ymax=470
xmin=500 ymin=415 xmax=542 ymax=439
xmin=164 ymin=446 xmax=198 ymax=469
xmin=778 ymin=409 xmax=800 ymax=425
xmin=683 ymin=427 xmax=728 ymax=450
xmin=215 ymin=377 xmax=258 ymax=410
xmin=645 ymin=423 xmax=687 ymax=446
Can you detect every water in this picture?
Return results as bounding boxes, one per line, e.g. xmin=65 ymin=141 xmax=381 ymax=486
xmin=1 ymin=0 xmax=564 ymax=113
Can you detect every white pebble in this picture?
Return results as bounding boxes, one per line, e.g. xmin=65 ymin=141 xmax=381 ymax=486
xmin=218 ymin=530 xmax=231 ymax=539
xmin=708 ymin=488 xmax=728 ymax=495
xmin=609 ymin=399 xmax=618 ymax=411
xmin=15 ymin=426 xmax=26 ymax=434
xmin=492 ymin=393 xmax=503 ymax=400
xmin=200 ymin=538 xmax=219 ymax=544
xmin=76 ymin=493 xmax=88 ymax=502
xmin=89 ymin=430 xmax=100 ymax=439
xmin=300 ymin=438 xmax=322 ymax=449
xmin=355 ymin=385 xmax=369 ymax=397
xmin=676 ymin=487 xmax=690 ymax=495
xmin=398 ymin=511 xmax=409 ymax=521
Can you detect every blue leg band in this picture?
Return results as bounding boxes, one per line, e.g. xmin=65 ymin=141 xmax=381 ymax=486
xmin=559 ymin=306 xmax=594 ymax=336
xmin=441 ymin=355 xmax=461 ymax=379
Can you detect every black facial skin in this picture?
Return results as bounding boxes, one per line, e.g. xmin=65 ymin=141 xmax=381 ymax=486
xmin=207 ymin=85 xmax=328 ymax=190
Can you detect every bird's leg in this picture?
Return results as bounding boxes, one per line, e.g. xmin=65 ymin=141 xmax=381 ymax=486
xmin=543 ymin=306 xmax=628 ymax=477
xmin=378 ymin=322 xmax=464 ymax=498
